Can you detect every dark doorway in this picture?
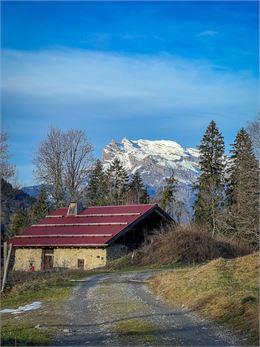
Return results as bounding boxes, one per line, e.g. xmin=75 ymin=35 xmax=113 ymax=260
xmin=43 ymin=249 xmax=54 ymax=270
xmin=78 ymin=259 xmax=84 ymax=269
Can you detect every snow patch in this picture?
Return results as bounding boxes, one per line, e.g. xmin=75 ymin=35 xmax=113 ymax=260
xmin=0 ymin=301 xmax=42 ymax=315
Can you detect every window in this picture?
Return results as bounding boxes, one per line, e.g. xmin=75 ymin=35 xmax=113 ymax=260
xmin=77 ymin=259 xmax=84 ymax=269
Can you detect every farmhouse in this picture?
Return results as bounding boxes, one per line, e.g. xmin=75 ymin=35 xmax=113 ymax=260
xmin=10 ymin=203 xmax=173 ymax=271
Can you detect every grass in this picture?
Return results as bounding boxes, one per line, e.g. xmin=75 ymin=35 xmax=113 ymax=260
xmin=150 ymin=252 xmax=259 ymax=345
xmin=1 ymin=270 xmax=95 ymax=308
xmin=1 ymin=324 xmax=52 ymax=346
xmin=1 ymin=269 xmax=97 ymax=346
xmin=113 ymin=319 xmax=156 ymax=344
xmin=107 ymin=225 xmax=251 ymax=271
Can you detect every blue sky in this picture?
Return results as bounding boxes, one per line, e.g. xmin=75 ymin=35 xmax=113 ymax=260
xmin=1 ymin=1 xmax=259 ymax=186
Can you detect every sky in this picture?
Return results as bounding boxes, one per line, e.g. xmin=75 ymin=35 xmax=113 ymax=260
xmin=1 ymin=1 xmax=259 ymax=186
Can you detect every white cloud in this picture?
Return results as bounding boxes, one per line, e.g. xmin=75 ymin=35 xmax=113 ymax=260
xmin=2 ymin=48 xmax=257 ymax=120
xmin=2 ymin=48 xmax=258 ymax=185
xmin=199 ymin=30 xmax=218 ymax=37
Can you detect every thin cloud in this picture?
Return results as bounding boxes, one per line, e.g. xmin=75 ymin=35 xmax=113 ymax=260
xmin=199 ymin=30 xmax=218 ymax=37
xmin=2 ymin=48 xmax=256 ymax=116
xmin=2 ymin=48 xmax=258 ymax=185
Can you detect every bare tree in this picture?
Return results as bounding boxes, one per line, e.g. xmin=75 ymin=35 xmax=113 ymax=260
xmin=34 ymin=128 xmax=65 ymax=206
xmin=247 ymin=113 xmax=260 ymax=160
xmin=0 ymin=131 xmax=15 ymax=181
xmin=63 ymin=129 xmax=93 ymax=201
xmin=34 ymin=128 xmax=93 ymax=206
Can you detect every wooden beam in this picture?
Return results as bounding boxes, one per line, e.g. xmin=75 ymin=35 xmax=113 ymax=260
xmin=1 ymin=243 xmax=12 ymax=293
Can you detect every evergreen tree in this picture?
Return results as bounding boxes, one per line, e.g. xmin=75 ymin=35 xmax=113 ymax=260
xmin=128 ymin=171 xmax=149 ymax=204
xmin=161 ymin=172 xmax=178 ymax=217
xmin=194 ymin=120 xmax=225 ymax=235
xmin=31 ymin=188 xmax=49 ymax=223
xmin=226 ymin=128 xmax=259 ymax=246
xmin=85 ymin=160 xmax=109 ymax=205
xmin=11 ymin=209 xmax=31 ymax=236
xmin=106 ymin=158 xmax=129 ymax=205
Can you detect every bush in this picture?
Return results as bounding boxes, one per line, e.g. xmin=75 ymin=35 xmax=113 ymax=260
xmin=108 ymin=224 xmax=252 ymax=269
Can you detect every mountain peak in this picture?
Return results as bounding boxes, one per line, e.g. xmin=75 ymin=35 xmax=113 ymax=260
xmin=102 ymin=138 xmax=200 ymax=219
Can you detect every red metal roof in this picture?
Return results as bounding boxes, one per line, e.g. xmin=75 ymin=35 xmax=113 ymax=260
xmin=10 ymin=204 xmax=164 ymax=247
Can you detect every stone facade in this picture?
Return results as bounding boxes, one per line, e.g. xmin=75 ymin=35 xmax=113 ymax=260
xmin=14 ymin=248 xmax=42 ymax=271
xmin=13 ymin=247 xmax=107 ymax=271
xmin=107 ymin=244 xmax=129 ymax=261
xmin=53 ymin=248 xmax=107 ymax=270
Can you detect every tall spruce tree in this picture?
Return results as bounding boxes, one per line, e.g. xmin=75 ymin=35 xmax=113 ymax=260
xmin=85 ymin=160 xmax=109 ymax=205
xmin=128 ymin=171 xmax=149 ymax=204
xmin=31 ymin=188 xmax=49 ymax=223
xmin=161 ymin=172 xmax=178 ymax=218
xmin=11 ymin=209 xmax=31 ymax=236
xmin=194 ymin=120 xmax=225 ymax=235
xmin=226 ymin=128 xmax=259 ymax=246
xmin=106 ymin=158 xmax=129 ymax=205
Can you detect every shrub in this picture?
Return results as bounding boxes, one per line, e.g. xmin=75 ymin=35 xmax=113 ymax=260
xmin=108 ymin=224 xmax=252 ymax=269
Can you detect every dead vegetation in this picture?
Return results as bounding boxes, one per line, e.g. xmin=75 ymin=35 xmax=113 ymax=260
xmin=150 ymin=252 xmax=259 ymax=345
xmin=108 ymin=224 xmax=251 ymax=270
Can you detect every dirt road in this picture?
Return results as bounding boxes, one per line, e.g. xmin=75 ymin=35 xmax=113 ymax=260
xmin=51 ymin=271 xmax=240 ymax=346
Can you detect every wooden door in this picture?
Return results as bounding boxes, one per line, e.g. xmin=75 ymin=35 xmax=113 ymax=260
xmin=43 ymin=249 xmax=54 ymax=270
xmin=44 ymin=255 xmax=53 ymax=269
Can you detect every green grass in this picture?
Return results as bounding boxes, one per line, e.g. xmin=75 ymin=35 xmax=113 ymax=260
xmin=1 ymin=324 xmax=52 ymax=346
xmin=1 ymin=270 xmax=99 ymax=346
xmin=113 ymin=319 xmax=156 ymax=345
xmin=1 ymin=282 xmax=74 ymax=308
xmin=150 ymin=252 xmax=259 ymax=346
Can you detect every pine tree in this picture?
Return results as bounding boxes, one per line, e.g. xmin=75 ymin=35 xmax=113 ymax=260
xmin=85 ymin=160 xmax=109 ymax=205
xmin=194 ymin=120 xmax=225 ymax=235
xmin=11 ymin=209 xmax=31 ymax=236
xmin=128 ymin=171 xmax=149 ymax=204
xmin=31 ymin=188 xmax=49 ymax=223
xmin=226 ymin=128 xmax=259 ymax=246
xmin=161 ymin=172 xmax=178 ymax=217
xmin=106 ymin=158 xmax=129 ymax=205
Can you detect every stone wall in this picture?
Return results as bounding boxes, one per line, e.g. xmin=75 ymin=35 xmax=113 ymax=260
xmin=13 ymin=247 xmax=107 ymax=271
xmin=107 ymin=244 xmax=129 ymax=261
xmin=14 ymin=248 xmax=42 ymax=271
xmin=53 ymin=248 xmax=107 ymax=270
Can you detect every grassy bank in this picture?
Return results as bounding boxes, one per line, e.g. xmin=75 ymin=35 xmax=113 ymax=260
xmin=150 ymin=252 xmax=259 ymax=345
xmin=1 ymin=270 xmax=96 ymax=345
xmin=107 ymin=226 xmax=251 ymax=271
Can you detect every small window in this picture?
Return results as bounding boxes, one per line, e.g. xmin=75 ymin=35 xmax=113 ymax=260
xmin=96 ymin=255 xmax=100 ymax=258
xmin=78 ymin=259 xmax=84 ymax=269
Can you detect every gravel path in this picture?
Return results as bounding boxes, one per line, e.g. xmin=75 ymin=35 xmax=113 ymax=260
xmin=53 ymin=271 xmax=240 ymax=346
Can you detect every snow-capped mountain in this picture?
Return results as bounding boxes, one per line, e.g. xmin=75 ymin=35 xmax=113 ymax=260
xmin=102 ymin=138 xmax=200 ymax=219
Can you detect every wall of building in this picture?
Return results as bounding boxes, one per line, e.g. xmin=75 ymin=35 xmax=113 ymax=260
xmin=53 ymin=248 xmax=107 ymax=270
xmin=107 ymin=244 xmax=129 ymax=261
xmin=13 ymin=247 xmax=107 ymax=271
xmin=13 ymin=244 xmax=130 ymax=271
xmin=14 ymin=248 xmax=42 ymax=271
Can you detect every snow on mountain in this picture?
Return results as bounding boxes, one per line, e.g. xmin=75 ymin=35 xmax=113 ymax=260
xmin=102 ymin=138 xmax=200 ymax=219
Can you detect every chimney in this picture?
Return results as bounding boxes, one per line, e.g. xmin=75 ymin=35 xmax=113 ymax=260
xmin=67 ymin=202 xmax=84 ymax=216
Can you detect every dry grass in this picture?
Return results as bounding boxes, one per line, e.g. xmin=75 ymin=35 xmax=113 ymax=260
xmin=108 ymin=225 xmax=251 ymax=270
xmin=150 ymin=252 xmax=259 ymax=345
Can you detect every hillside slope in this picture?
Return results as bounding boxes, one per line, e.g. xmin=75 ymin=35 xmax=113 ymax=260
xmin=150 ymin=253 xmax=259 ymax=345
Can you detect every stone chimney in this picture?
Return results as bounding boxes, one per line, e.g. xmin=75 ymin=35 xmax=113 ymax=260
xmin=67 ymin=202 xmax=84 ymax=216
